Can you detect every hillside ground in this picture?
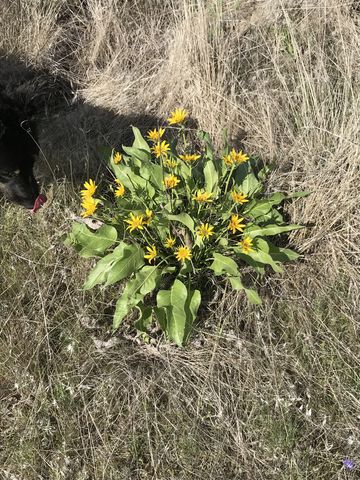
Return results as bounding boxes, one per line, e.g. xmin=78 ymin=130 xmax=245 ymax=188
xmin=0 ymin=1 xmax=359 ymax=479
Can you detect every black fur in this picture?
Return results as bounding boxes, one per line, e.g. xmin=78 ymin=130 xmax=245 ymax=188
xmin=0 ymin=92 xmax=39 ymax=208
xmin=0 ymin=53 xmax=73 ymax=209
xmin=0 ymin=53 xmax=162 ymax=209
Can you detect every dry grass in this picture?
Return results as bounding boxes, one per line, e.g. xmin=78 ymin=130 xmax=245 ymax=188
xmin=0 ymin=0 xmax=359 ymax=478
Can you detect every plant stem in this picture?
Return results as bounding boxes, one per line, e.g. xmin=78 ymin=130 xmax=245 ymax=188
xmin=224 ymin=164 xmax=235 ymax=196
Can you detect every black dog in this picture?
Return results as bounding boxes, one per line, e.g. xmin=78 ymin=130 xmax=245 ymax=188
xmin=0 ymin=92 xmax=39 ymax=209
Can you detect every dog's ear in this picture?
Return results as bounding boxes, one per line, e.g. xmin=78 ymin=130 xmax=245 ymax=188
xmin=0 ymin=120 xmax=5 ymax=139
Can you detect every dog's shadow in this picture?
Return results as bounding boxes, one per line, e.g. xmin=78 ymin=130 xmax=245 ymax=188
xmin=0 ymin=52 xmax=162 ymax=192
xmin=37 ymin=105 xmax=161 ymax=185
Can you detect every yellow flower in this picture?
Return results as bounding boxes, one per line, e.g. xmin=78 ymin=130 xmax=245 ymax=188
xmin=163 ymin=158 xmax=178 ymax=169
xmin=124 ymin=213 xmax=144 ymax=232
xmin=113 ymin=151 xmax=122 ymax=164
xmin=143 ymin=208 xmax=153 ymax=225
xmin=196 ymin=223 xmax=214 ymax=240
xmin=231 ymin=191 xmax=249 ymax=204
xmin=164 ymin=237 xmax=176 ymax=249
xmin=223 ymin=153 xmax=234 ymax=166
xmin=239 ymin=236 xmax=254 ymax=254
xmin=163 ymin=174 xmax=180 ymax=189
xmin=230 ymin=149 xmax=249 ymax=164
xmin=81 ymin=179 xmax=97 ymax=198
xmin=179 ymin=153 xmax=200 ymax=163
xmin=146 ymin=127 xmax=165 ymax=142
xmin=167 ymin=108 xmax=188 ymax=125
xmin=193 ymin=190 xmax=213 ymax=203
xmin=175 ymin=246 xmax=192 ymax=262
xmin=223 ymin=149 xmax=249 ymax=166
xmin=228 ymin=214 xmax=246 ymax=234
xmin=151 ymin=140 xmax=170 ymax=158
xmin=144 ymin=245 xmax=157 ymax=264
xmin=81 ymin=196 xmax=100 ymax=217
xmin=114 ymin=179 xmax=125 ymax=198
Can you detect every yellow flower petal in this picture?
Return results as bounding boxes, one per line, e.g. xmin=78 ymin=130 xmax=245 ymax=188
xmin=174 ymin=246 xmax=192 ymax=262
xmin=167 ymin=108 xmax=188 ymax=125
xmin=81 ymin=179 xmax=97 ymax=198
xmin=114 ymin=180 xmax=125 ymax=197
xmin=231 ymin=191 xmax=249 ymax=204
xmin=144 ymin=245 xmax=157 ymax=263
xmin=195 ymin=223 xmax=214 ymax=240
xmin=163 ymin=158 xmax=178 ymax=169
xmin=143 ymin=209 xmax=154 ymax=225
xmin=179 ymin=153 xmax=200 ymax=163
xmin=113 ymin=152 xmax=122 ymax=164
xmin=230 ymin=148 xmax=249 ymax=164
xmin=81 ymin=196 xmax=100 ymax=217
xmin=151 ymin=141 xmax=170 ymax=158
xmin=239 ymin=236 xmax=254 ymax=254
xmin=124 ymin=213 xmax=144 ymax=232
xmin=146 ymin=127 xmax=165 ymax=142
xmin=192 ymin=190 xmax=213 ymax=203
xmin=228 ymin=215 xmax=246 ymax=234
xmin=163 ymin=174 xmax=180 ymax=189
xmin=164 ymin=237 xmax=176 ymax=249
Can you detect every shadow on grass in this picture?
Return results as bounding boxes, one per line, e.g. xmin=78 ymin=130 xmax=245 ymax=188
xmin=0 ymin=52 xmax=162 ymax=192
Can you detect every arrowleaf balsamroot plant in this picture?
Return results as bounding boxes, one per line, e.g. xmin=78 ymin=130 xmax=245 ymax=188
xmin=65 ymin=110 xmax=307 ymax=346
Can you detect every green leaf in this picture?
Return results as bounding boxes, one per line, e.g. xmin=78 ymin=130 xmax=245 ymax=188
xmin=167 ymin=280 xmax=188 ymax=346
xmin=154 ymin=307 xmax=167 ymax=331
xmin=156 ymin=290 xmax=172 ymax=340
xmin=218 ymin=237 xmax=228 ymax=247
xmin=288 ymin=191 xmax=310 ymax=198
xmin=234 ymin=249 xmax=266 ymax=275
xmin=255 ymin=208 xmax=284 ymax=225
xmin=65 ymin=224 xmax=117 ymax=258
xmin=84 ymin=242 xmax=144 ymax=290
xmin=257 ymin=163 xmax=272 ymax=182
xmin=156 ymin=280 xmax=199 ymax=346
xmin=204 ymin=159 xmax=219 ymax=195
xmin=244 ymin=191 xmax=308 ymax=219
xmin=244 ymin=288 xmax=262 ymax=304
xmin=177 ymin=161 xmax=196 ymax=190
xmin=122 ymin=145 xmax=151 ymax=162
xmin=157 ymin=289 xmax=171 ymax=308
xmin=131 ymin=126 xmax=151 ymax=152
xmin=235 ymin=238 xmax=283 ymax=273
xmin=244 ymin=223 xmax=304 ymax=238
xmin=152 ymin=216 xmax=170 ymax=241
xmin=234 ymin=161 xmax=260 ymax=195
xmin=184 ymin=289 xmax=201 ymax=341
xmin=210 ymin=253 xmax=265 ymax=303
xmin=106 ymin=244 xmax=144 ymax=286
xmin=113 ymin=265 xmax=161 ymax=329
xmin=134 ymin=305 xmax=153 ymax=333
xmin=228 ymin=275 xmax=262 ymax=305
xmin=256 ymin=238 xmax=300 ymax=263
xmin=248 ymin=244 xmax=283 ymax=273
xmin=140 ymin=163 xmax=164 ymax=189
xmin=228 ymin=275 xmax=243 ymax=290
xmin=244 ymin=192 xmax=286 ymax=218
xmin=111 ymin=163 xmax=147 ymax=192
xmin=209 ymin=253 xmax=240 ymax=277
xmin=164 ymin=212 xmax=195 ymax=234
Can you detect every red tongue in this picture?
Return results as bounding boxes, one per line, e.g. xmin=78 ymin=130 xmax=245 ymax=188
xmin=31 ymin=193 xmax=47 ymax=214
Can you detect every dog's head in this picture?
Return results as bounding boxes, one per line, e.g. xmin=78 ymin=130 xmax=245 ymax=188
xmin=0 ymin=118 xmax=40 ymax=209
